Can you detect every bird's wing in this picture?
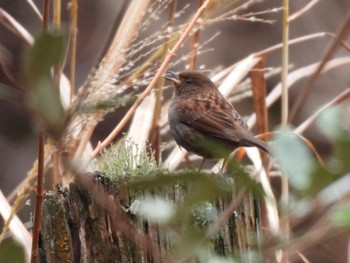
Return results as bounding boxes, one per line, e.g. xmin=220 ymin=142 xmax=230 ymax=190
xmin=176 ymin=93 xmax=250 ymax=143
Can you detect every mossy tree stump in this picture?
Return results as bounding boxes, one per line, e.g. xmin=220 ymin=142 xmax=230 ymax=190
xmin=39 ymin=172 xmax=260 ymax=262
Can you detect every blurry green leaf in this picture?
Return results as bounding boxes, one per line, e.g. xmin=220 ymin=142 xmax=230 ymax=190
xmin=224 ymin=160 xmax=265 ymax=198
xmin=128 ymin=172 xmax=203 ymax=189
xmin=129 ymin=172 xmax=233 ymax=200
xmin=24 ymin=30 xmax=67 ymax=83
xmin=182 ymin=175 xmax=232 ymax=207
xmin=316 ymin=107 xmax=343 ymax=140
xmin=0 ymin=238 xmax=25 ymax=263
xmin=330 ymin=202 xmax=350 ymax=229
xmin=29 ymin=74 xmax=65 ymax=136
xmin=136 ymin=196 xmax=176 ymax=224
xmin=23 ymin=30 xmax=67 ymax=137
xmin=306 ymin=165 xmax=334 ymax=196
xmin=174 ymin=227 xmax=207 ymax=260
xmin=335 ymin=137 xmax=350 ymax=172
xmin=272 ymin=127 xmax=315 ymax=191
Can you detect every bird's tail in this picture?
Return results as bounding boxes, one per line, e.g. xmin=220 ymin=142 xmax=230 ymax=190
xmin=244 ymin=137 xmax=270 ymax=154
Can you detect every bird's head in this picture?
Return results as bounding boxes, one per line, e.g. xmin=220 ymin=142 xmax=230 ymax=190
xmin=164 ymin=70 xmax=216 ymax=97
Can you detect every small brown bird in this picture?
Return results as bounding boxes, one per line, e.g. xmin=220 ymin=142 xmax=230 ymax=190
xmin=165 ymin=70 xmax=269 ymax=162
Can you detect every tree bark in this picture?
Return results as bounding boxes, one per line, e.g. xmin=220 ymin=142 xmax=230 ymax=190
xmin=39 ymin=172 xmax=260 ymax=262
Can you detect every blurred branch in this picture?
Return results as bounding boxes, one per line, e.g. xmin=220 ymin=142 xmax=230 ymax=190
xmin=256 ymin=32 xmax=350 ymax=57
xmin=25 ymin=0 xmax=42 ymax=20
xmin=295 ymin=88 xmax=350 ymax=134
xmin=289 ymin=10 xmax=350 ymax=121
xmin=247 ymin=57 xmax=350 ymax=131
xmin=0 ymin=8 xmax=34 ymax=44
xmin=281 ymin=0 xmax=289 ymax=126
xmin=69 ymin=0 xmax=78 ymax=100
xmin=0 ymin=190 xmax=31 ymax=258
xmin=288 ymin=0 xmax=319 ymax=22
xmin=31 ymin=1 xmax=49 ymax=262
xmin=280 ymin=2 xmax=290 ymax=260
xmin=188 ymin=0 xmax=204 ymax=69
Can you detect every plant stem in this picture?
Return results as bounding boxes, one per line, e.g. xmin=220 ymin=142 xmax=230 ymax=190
xmin=188 ymin=0 xmax=204 ymax=69
xmin=30 ymin=129 xmax=45 ymax=263
xmin=281 ymin=0 xmax=289 ymax=126
xmin=31 ymin=1 xmax=49 ymax=262
xmin=149 ymin=0 xmax=177 ymax=163
xmin=69 ymin=0 xmax=78 ymax=101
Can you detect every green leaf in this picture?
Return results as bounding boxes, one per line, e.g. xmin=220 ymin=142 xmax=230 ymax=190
xmin=182 ymin=175 xmax=232 ymax=207
xmin=28 ymin=74 xmax=65 ymax=136
xmin=330 ymin=202 xmax=350 ymax=229
xmin=174 ymin=227 xmax=207 ymax=260
xmin=316 ymin=107 xmax=343 ymax=140
xmin=23 ymin=30 xmax=67 ymax=137
xmin=128 ymin=172 xmax=203 ymax=189
xmin=0 ymin=238 xmax=25 ymax=263
xmin=335 ymin=137 xmax=350 ymax=173
xmin=272 ymin=127 xmax=315 ymax=191
xmin=24 ymin=30 xmax=67 ymax=83
xmin=306 ymin=165 xmax=334 ymax=196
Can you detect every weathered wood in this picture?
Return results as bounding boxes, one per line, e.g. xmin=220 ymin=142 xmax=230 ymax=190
xmin=39 ymin=173 xmax=260 ymax=262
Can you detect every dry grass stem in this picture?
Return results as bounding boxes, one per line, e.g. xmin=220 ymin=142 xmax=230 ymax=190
xmin=25 ymin=0 xmax=43 ymax=20
xmin=247 ymin=57 xmax=350 ymax=128
xmin=295 ymin=87 xmax=350 ymax=134
xmin=0 ymin=9 xmax=34 ymax=44
xmin=288 ymin=0 xmax=319 ymax=22
xmin=289 ymin=10 xmax=350 ymax=121
xmin=0 ymin=190 xmax=32 ymax=257
xmin=69 ymin=0 xmax=78 ymax=100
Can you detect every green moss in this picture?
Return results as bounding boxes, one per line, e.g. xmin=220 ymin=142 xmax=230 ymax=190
xmin=98 ymin=140 xmax=167 ymax=180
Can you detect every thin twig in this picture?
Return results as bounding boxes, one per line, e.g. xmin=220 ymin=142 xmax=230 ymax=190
xmin=42 ymin=0 xmax=49 ymax=30
xmin=149 ymin=0 xmax=177 ymax=163
xmin=256 ymin=32 xmax=350 ymax=57
xmin=289 ymin=10 xmax=350 ymax=121
xmin=280 ymin=2 xmax=290 ymax=261
xmin=30 ymin=129 xmax=45 ymax=263
xmin=52 ymin=0 xmax=62 ymax=185
xmin=69 ymin=0 xmax=78 ymax=101
xmin=281 ymin=0 xmax=289 ymax=126
xmin=295 ymin=87 xmax=350 ymax=134
xmin=188 ymin=0 xmax=204 ymax=69
xmin=0 ymin=8 xmax=34 ymax=44
xmin=25 ymin=0 xmax=43 ymax=20
xmin=288 ymin=0 xmax=319 ymax=22
xmin=30 ymin=1 xmax=49 ymax=262
xmin=91 ymin=0 xmax=213 ymax=157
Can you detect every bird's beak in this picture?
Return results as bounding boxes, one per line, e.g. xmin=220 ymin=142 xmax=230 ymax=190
xmin=164 ymin=71 xmax=181 ymax=86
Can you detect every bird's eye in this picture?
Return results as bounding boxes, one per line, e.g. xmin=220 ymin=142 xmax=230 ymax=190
xmin=185 ymin=79 xmax=191 ymax=84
